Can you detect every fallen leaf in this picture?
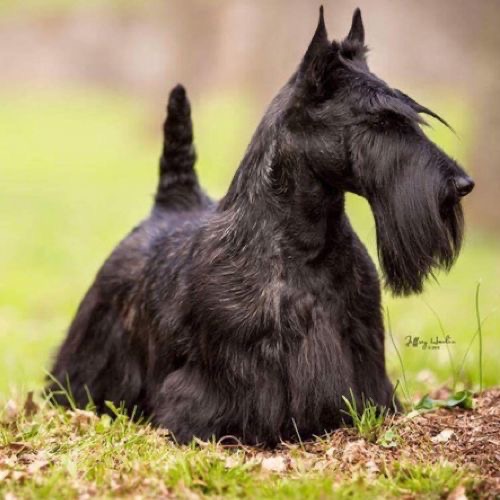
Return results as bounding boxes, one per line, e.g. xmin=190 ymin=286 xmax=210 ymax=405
xmin=23 ymin=392 xmax=39 ymax=417
xmin=10 ymin=470 xmax=25 ymax=481
xmin=69 ymin=409 xmax=98 ymax=430
xmin=8 ymin=442 xmax=32 ymax=454
xmin=365 ymin=460 xmax=380 ymax=478
xmin=342 ymin=439 xmax=367 ymax=463
xmin=192 ymin=437 xmax=210 ymax=448
xmin=27 ymin=460 xmax=49 ymax=475
xmin=224 ymin=455 xmax=241 ymax=469
xmin=312 ymin=459 xmax=330 ymax=471
xmin=176 ymin=482 xmax=202 ymax=500
xmin=431 ymin=429 xmax=454 ymax=443
xmin=18 ymin=451 xmax=47 ymax=464
xmin=261 ymin=455 xmax=288 ymax=473
xmin=325 ymin=446 xmax=335 ymax=458
xmin=4 ymin=400 xmax=18 ymax=422
xmin=405 ymin=410 xmax=421 ymax=419
xmin=447 ymin=485 xmax=467 ymax=500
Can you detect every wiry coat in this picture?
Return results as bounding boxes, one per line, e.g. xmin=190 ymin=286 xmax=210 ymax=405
xmin=49 ymin=8 xmax=473 ymax=446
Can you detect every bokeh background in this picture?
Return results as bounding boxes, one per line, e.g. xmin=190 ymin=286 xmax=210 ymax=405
xmin=1 ymin=0 xmax=499 ymax=401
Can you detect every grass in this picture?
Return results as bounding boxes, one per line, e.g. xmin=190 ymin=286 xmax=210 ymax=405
xmin=386 ymin=309 xmax=411 ymax=406
xmin=0 ymin=85 xmax=499 ymax=496
xmin=0 ymin=399 xmax=484 ymax=499
xmin=380 ymin=462 xmax=467 ymax=499
xmin=475 ymin=282 xmax=484 ymax=393
xmin=341 ymin=391 xmax=388 ymax=443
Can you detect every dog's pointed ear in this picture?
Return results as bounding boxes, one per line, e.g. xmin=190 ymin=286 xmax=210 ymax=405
xmin=346 ymin=8 xmax=365 ymax=44
xmin=298 ymin=6 xmax=334 ymax=93
xmin=302 ymin=6 xmax=329 ymax=67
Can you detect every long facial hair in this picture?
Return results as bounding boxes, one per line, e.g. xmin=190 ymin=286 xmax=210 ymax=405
xmin=366 ymin=145 xmax=464 ymax=296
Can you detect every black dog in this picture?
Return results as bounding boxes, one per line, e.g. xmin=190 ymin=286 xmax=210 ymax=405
xmin=49 ymin=8 xmax=474 ymax=446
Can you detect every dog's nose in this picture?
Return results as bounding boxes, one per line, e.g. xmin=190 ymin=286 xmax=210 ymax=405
xmin=454 ymin=176 xmax=475 ymax=197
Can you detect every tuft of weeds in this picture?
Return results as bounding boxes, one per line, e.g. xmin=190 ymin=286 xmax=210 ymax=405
xmin=165 ymin=450 xmax=254 ymax=497
xmin=377 ymin=428 xmax=400 ymax=449
xmin=341 ymin=390 xmax=388 ymax=442
xmin=381 ymin=461 xmax=467 ymax=499
xmin=415 ymin=389 xmax=474 ymax=411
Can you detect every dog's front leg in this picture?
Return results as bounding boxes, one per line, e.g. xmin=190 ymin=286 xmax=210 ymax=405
xmin=151 ymin=365 xmax=229 ymax=444
xmin=151 ymin=357 xmax=288 ymax=446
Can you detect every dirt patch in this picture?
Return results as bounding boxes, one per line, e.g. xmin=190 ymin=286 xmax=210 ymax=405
xmin=237 ymin=389 xmax=500 ymax=496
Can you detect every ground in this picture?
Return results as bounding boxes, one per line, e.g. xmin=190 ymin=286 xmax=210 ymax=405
xmin=0 ymin=389 xmax=498 ymax=498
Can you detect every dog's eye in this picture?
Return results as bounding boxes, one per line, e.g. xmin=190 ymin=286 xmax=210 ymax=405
xmin=369 ymin=116 xmax=391 ymax=132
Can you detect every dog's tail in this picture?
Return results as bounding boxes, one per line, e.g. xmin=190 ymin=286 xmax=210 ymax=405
xmin=154 ymin=84 xmax=208 ymax=211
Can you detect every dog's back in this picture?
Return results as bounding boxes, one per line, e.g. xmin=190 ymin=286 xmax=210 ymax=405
xmin=48 ymin=86 xmax=210 ymax=414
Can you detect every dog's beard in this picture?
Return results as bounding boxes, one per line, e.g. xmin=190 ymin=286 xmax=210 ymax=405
xmin=370 ymin=170 xmax=464 ymax=296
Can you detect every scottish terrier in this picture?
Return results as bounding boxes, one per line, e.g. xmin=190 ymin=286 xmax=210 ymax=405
xmin=48 ymin=7 xmax=474 ymax=446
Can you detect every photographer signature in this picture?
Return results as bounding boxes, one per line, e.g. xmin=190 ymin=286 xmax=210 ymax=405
xmin=404 ymin=335 xmax=456 ymax=350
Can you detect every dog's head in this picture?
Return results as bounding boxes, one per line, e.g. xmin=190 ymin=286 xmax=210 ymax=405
xmin=279 ymin=7 xmax=473 ymax=295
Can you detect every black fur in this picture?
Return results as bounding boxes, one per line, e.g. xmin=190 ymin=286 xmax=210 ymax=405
xmin=48 ymin=8 xmax=474 ymax=446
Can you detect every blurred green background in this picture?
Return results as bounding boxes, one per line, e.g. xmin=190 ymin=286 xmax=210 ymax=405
xmin=1 ymin=1 xmax=499 ymax=401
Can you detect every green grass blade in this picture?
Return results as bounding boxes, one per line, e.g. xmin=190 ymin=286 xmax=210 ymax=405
xmin=475 ymin=281 xmax=483 ymax=393
xmin=386 ymin=308 xmax=411 ymax=406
